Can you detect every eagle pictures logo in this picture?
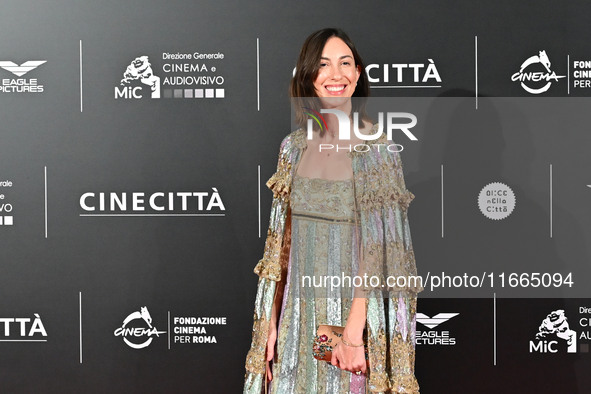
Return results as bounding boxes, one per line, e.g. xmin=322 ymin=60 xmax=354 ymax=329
xmin=0 ymin=60 xmax=46 ymax=93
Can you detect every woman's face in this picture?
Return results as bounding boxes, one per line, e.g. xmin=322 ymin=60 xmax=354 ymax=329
xmin=313 ymin=37 xmax=360 ymax=100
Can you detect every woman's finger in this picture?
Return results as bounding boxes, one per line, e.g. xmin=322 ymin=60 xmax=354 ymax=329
xmin=267 ymin=342 xmax=274 ymax=361
xmin=266 ymin=360 xmax=272 ymax=381
xmin=360 ymin=362 xmax=367 ymax=374
xmin=330 ymin=344 xmax=339 ymax=367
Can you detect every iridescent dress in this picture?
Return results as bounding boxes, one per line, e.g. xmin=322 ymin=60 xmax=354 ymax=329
xmin=244 ymin=129 xmax=421 ymax=394
xmin=271 ymin=174 xmax=366 ymax=394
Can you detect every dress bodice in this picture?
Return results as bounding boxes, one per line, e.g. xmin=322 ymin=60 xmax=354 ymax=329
xmin=290 ymin=174 xmax=356 ymax=222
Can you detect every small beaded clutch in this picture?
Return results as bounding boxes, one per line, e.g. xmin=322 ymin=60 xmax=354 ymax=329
xmin=312 ymin=325 xmax=368 ymax=364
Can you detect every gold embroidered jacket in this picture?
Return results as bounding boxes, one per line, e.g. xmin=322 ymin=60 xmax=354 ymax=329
xmin=244 ymin=129 xmax=422 ymax=393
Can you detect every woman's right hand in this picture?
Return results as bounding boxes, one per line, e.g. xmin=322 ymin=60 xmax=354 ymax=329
xmin=266 ymin=323 xmax=277 ymax=382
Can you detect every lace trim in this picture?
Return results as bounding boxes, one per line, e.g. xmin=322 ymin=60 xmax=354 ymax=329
xmin=266 ymin=156 xmax=292 ymax=201
xmin=244 ymin=313 xmax=270 ymax=374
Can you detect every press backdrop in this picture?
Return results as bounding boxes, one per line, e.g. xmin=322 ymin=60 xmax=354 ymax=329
xmin=1 ymin=1 xmax=591 ymax=392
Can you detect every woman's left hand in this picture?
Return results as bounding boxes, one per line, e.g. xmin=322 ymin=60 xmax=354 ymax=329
xmin=330 ymin=340 xmax=367 ymax=374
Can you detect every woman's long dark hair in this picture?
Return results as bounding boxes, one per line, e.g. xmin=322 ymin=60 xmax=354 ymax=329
xmin=290 ymin=28 xmax=370 ymax=133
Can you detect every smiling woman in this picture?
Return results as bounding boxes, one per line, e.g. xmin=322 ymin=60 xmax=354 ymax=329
xmin=244 ymin=28 xmax=421 ymax=394
xmin=313 ymin=37 xmax=359 ymax=97
xmin=290 ymin=29 xmax=370 ymax=139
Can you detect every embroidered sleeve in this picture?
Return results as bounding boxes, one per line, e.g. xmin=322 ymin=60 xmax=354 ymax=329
xmin=245 ymin=131 xmax=303 ymax=392
xmin=253 ymin=134 xmax=296 ymax=281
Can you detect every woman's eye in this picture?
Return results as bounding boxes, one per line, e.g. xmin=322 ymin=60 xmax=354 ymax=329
xmin=341 ymin=62 xmax=351 ymax=66
xmin=320 ymin=63 xmax=328 ymax=67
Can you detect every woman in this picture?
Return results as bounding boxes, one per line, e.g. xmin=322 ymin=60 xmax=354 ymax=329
xmin=244 ymin=28 xmax=422 ymax=394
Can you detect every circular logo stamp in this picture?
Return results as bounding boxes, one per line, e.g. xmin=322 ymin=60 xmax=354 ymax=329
xmin=478 ymin=182 xmax=516 ymax=220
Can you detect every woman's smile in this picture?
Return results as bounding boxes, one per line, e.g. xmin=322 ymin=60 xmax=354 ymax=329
xmin=324 ymin=84 xmax=347 ymax=94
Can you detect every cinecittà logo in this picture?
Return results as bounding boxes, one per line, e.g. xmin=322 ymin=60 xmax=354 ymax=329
xmin=0 ymin=60 xmax=46 ymax=93
xmin=0 ymin=314 xmax=48 ymax=342
xmin=365 ymin=59 xmax=442 ymax=88
xmin=295 ymin=60 xmax=443 ymax=88
xmin=114 ymin=307 xmax=166 ymax=349
xmin=79 ymin=189 xmax=225 ymax=217
xmin=511 ymin=50 xmax=565 ymax=94
xmin=529 ymin=309 xmax=577 ymax=353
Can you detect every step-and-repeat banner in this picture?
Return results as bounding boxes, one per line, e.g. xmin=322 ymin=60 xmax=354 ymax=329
xmin=2 ymin=0 xmax=591 ymax=392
